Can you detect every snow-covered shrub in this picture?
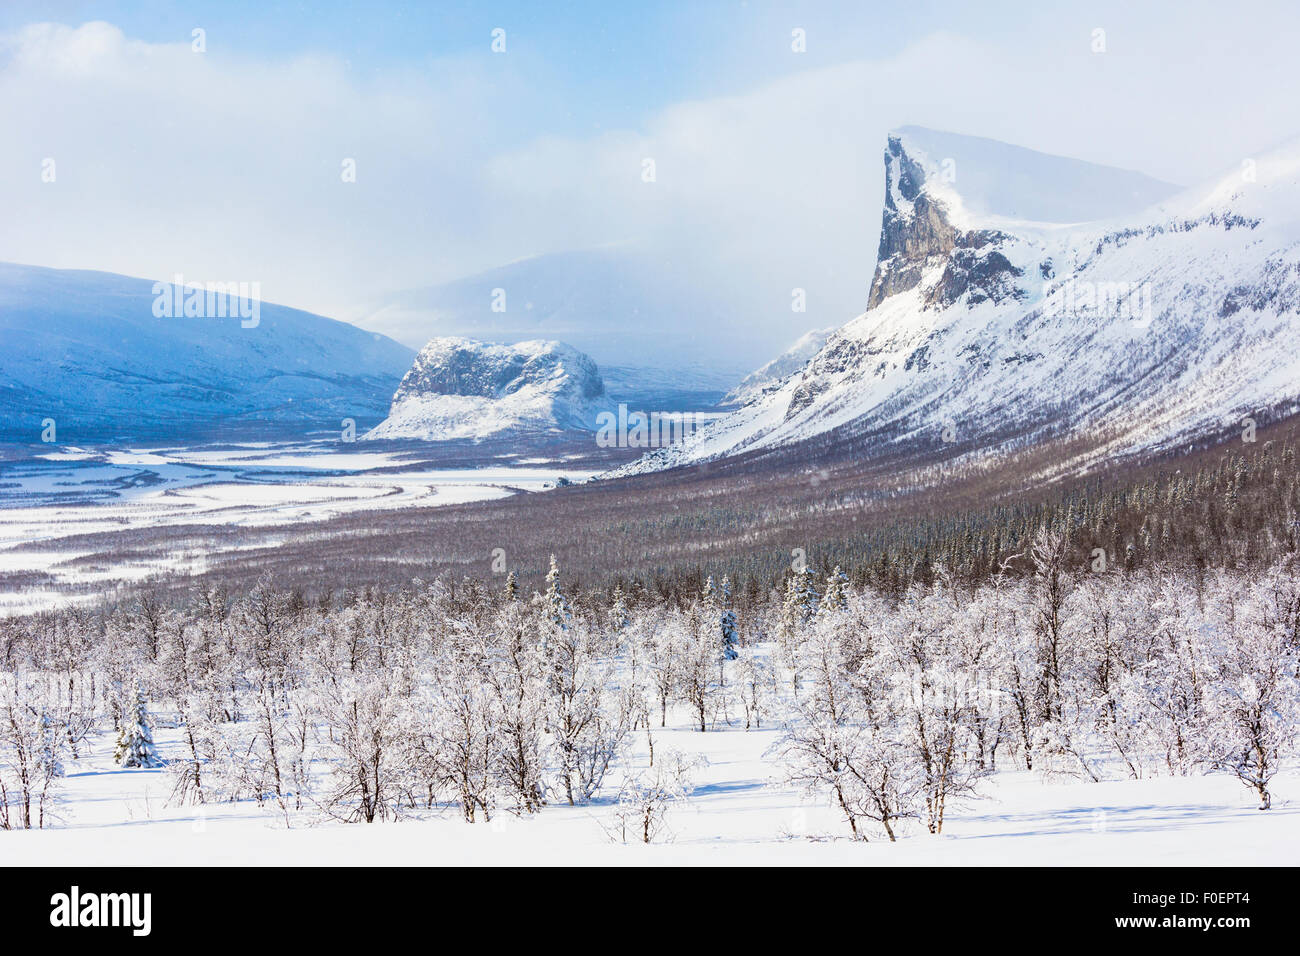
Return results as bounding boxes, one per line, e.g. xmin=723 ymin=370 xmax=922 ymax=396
xmin=606 ymin=749 xmax=703 ymax=844
xmin=0 ymin=673 xmax=66 ymax=829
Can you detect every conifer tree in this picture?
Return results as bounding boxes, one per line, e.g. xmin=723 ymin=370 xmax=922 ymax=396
xmin=701 ymin=575 xmax=717 ymax=610
xmin=544 ymin=554 xmax=570 ymax=630
xmin=114 ymin=686 xmax=161 ymax=769
xmin=609 ymin=585 xmax=630 ymax=631
xmin=720 ymin=576 xmax=739 ymax=661
xmin=792 ymin=566 xmax=821 ymax=621
xmin=779 ymin=568 xmax=821 ymax=638
xmin=819 ymin=565 xmax=849 ymax=614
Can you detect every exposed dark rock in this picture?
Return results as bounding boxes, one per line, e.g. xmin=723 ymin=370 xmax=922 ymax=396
xmin=785 ymin=336 xmax=882 ymax=419
xmin=924 ymin=248 xmax=1026 ymax=309
xmin=866 ymin=136 xmax=1025 ymax=311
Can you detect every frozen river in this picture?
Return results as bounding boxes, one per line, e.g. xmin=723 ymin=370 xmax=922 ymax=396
xmin=0 ymin=441 xmax=597 ymax=613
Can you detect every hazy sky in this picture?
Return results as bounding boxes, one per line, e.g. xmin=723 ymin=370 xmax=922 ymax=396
xmin=4 ymin=1 xmax=1300 ymax=361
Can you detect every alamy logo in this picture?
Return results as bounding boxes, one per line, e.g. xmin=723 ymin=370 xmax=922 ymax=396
xmin=152 ymin=273 xmax=261 ymax=328
xmin=1042 ymin=277 xmax=1153 ymax=328
xmin=49 ymin=886 xmax=152 ymax=936
xmin=595 ymin=404 xmax=709 ymax=448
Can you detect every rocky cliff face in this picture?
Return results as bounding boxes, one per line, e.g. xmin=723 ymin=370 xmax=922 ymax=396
xmin=866 ymin=135 xmax=1026 ymax=312
xmin=608 ymin=126 xmax=1300 ymax=481
xmin=391 ymin=337 xmax=604 ymax=405
xmin=365 ymin=337 xmax=606 ymax=441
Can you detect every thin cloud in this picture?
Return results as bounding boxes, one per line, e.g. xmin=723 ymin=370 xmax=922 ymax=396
xmin=2 ymin=15 xmax=1297 ymax=367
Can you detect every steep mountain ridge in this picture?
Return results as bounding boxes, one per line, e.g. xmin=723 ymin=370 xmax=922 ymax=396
xmin=609 ymin=128 xmax=1300 ymax=480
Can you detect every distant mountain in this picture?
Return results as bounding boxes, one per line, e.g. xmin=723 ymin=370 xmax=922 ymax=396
xmin=721 ymin=327 xmax=835 ymax=408
xmin=0 ymin=262 xmax=414 ymax=442
xmin=610 ymin=126 xmax=1300 ymax=479
xmin=357 ymin=244 xmax=755 ymax=394
xmin=363 ymin=337 xmax=606 ymax=441
xmin=600 ymin=364 xmax=734 ymax=412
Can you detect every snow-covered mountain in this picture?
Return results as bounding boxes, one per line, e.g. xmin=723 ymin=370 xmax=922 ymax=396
xmin=363 ymin=337 xmax=607 ymax=441
xmin=721 ymin=327 xmax=835 ymax=408
xmin=0 ymin=262 xmax=414 ymax=442
xmin=356 ymin=244 xmax=755 ymax=395
xmin=610 ymin=127 xmax=1300 ymax=479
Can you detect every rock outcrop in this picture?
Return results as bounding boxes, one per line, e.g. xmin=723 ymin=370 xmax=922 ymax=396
xmin=364 ymin=337 xmax=606 ymax=441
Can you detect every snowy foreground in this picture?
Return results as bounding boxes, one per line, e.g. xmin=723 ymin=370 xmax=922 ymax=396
xmin=5 ymin=538 xmax=1299 ymax=866
xmin=5 ymin=705 xmax=1296 ymax=866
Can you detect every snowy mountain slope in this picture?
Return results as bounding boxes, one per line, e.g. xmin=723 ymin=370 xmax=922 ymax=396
xmin=0 ymin=263 xmax=414 ymax=442
xmin=720 ymin=327 xmax=834 ymax=408
xmin=363 ymin=337 xmax=607 ymax=441
xmin=609 ymin=128 xmax=1300 ymax=479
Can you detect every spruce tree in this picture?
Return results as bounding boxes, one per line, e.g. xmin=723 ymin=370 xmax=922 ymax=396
xmin=779 ymin=575 xmax=806 ymax=639
xmin=609 ymin=585 xmax=630 ymax=631
xmin=702 ymin=575 xmax=715 ymax=603
xmin=792 ymin=566 xmax=820 ymax=621
xmin=720 ymin=576 xmax=739 ymax=661
xmin=819 ymin=565 xmax=848 ymax=614
xmin=544 ymin=554 xmax=570 ymax=630
xmin=114 ymin=686 xmax=161 ymax=769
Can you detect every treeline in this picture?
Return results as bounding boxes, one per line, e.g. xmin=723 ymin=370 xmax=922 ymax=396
xmin=604 ymin=433 xmax=1300 ymax=608
xmin=35 ymin=412 xmax=1297 ymax=616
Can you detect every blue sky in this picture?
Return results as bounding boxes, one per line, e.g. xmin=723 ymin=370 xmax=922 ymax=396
xmin=0 ymin=1 xmax=1111 ymax=142
xmin=4 ymin=2 xmax=1300 ymax=364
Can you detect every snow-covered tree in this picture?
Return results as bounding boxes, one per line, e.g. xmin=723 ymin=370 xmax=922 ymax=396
xmin=788 ymin=567 xmax=821 ymax=623
xmin=543 ymin=554 xmax=571 ymax=631
xmin=1203 ymin=574 xmax=1300 ymax=809
xmin=545 ymin=621 xmax=630 ymax=804
xmin=720 ymin=576 xmax=740 ymax=661
xmin=819 ymin=566 xmax=849 ymax=615
xmin=678 ymin=614 xmax=723 ymax=732
xmin=484 ymin=602 xmax=548 ymax=813
xmin=609 ymin=585 xmax=630 ymax=632
xmin=734 ymin=645 xmax=772 ymax=730
xmin=606 ymin=749 xmax=702 ymax=844
xmin=874 ymin=587 xmax=988 ymax=833
xmin=776 ymin=624 xmax=918 ymax=841
xmin=0 ymin=676 xmax=66 ymax=829
xmin=114 ymin=686 xmax=161 ymax=769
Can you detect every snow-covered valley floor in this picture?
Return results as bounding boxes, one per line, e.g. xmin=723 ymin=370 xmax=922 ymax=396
xmin=0 ymin=442 xmax=597 ymax=613
xmin=6 ymin=704 xmax=1296 ymax=866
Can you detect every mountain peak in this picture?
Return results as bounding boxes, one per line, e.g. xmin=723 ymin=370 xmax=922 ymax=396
xmin=886 ymin=126 xmax=1180 ymax=226
xmin=611 ymin=126 xmax=1300 ymax=483
xmin=865 ymin=128 xmax=1184 ymax=312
